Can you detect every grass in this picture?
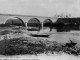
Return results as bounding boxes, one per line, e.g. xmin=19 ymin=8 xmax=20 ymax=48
xmin=0 ymin=27 xmax=24 ymax=36
xmin=0 ymin=37 xmax=80 ymax=56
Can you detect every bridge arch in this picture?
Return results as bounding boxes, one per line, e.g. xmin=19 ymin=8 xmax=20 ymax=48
xmin=43 ymin=19 xmax=53 ymax=31
xmin=5 ymin=17 xmax=26 ymax=27
xmin=27 ymin=18 xmax=41 ymax=31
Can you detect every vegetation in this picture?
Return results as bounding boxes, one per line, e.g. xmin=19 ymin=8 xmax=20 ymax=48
xmin=0 ymin=30 xmax=11 ymax=35
xmin=0 ymin=37 xmax=80 ymax=56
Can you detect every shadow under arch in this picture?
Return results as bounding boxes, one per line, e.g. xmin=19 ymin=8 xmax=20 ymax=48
xmin=27 ymin=18 xmax=41 ymax=31
xmin=5 ymin=17 xmax=26 ymax=27
xmin=43 ymin=19 xmax=53 ymax=31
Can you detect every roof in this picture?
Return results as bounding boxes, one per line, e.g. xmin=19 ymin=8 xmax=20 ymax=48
xmin=56 ymin=18 xmax=79 ymax=24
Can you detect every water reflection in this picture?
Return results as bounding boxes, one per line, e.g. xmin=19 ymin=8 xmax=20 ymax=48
xmin=53 ymin=25 xmax=79 ymax=32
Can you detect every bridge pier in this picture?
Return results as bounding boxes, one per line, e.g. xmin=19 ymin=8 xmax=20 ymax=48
xmin=41 ymin=22 xmax=43 ymax=30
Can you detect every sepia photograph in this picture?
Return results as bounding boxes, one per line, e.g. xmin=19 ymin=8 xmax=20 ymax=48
xmin=0 ymin=0 xmax=80 ymax=60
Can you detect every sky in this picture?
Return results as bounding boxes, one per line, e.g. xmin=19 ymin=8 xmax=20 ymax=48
xmin=0 ymin=0 xmax=80 ymax=17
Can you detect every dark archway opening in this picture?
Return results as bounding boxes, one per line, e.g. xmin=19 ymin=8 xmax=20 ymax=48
xmin=43 ymin=19 xmax=53 ymax=31
xmin=27 ymin=18 xmax=41 ymax=31
xmin=5 ymin=17 xmax=26 ymax=27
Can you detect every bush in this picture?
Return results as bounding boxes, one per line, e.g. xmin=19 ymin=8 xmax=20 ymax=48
xmin=0 ymin=37 xmax=80 ymax=56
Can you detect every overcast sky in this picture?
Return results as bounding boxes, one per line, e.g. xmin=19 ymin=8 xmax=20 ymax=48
xmin=0 ymin=0 xmax=80 ymax=17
